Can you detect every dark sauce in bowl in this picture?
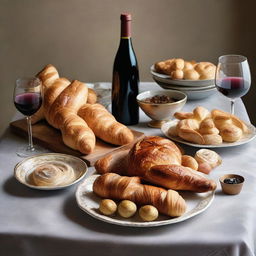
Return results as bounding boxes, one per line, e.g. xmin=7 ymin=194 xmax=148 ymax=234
xmin=224 ymin=177 xmax=243 ymax=184
xmin=142 ymin=95 xmax=179 ymax=104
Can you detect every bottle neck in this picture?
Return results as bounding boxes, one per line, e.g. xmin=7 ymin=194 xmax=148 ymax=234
xmin=121 ymin=19 xmax=131 ymax=39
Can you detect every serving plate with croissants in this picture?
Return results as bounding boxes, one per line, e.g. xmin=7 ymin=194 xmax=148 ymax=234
xmin=162 ymin=106 xmax=256 ymax=148
xmin=76 ymin=174 xmax=214 ymax=227
xmin=76 ymin=136 xmax=221 ymax=227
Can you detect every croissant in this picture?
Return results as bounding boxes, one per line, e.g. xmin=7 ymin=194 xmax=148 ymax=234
xmin=78 ymin=104 xmax=134 ymax=145
xmin=93 ymin=173 xmax=187 ymax=217
xmin=30 ymin=65 xmax=134 ymax=154
xmin=31 ymin=65 xmax=97 ymax=124
xmin=31 ymin=64 xmax=60 ymax=124
xmin=144 ymin=165 xmax=216 ymax=192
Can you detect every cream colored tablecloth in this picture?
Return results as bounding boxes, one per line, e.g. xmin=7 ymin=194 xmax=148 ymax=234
xmin=0 ymin=83 xmax=255 ymax=256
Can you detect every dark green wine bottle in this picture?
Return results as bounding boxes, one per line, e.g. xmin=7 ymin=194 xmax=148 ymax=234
xmin=112 ymin=13 xmax=139 ymax=125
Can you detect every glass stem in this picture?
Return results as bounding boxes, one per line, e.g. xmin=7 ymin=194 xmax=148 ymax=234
xmin=230 ymin=99 xmax=235 ymax=115
xmin=27 ymin=116 xmax=34 ymax=151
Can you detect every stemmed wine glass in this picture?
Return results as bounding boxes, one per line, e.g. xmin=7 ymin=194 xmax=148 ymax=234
xmin=13 ymin=77 xmax=43 ymax=157
xmin=215 ymin=55 xmax=251 ymax=114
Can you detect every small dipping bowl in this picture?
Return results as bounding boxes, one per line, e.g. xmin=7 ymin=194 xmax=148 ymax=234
xmin=137 ymin=90 xmax=187 ymax=128
xmin=219 ymin=174 xmax=244 ymax=195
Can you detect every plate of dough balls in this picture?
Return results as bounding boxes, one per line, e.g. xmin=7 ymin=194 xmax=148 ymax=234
xmin=151 ymin=58 xmax=217 ymax=100
xmin=75 ymin=173 xmax=214 ymax=227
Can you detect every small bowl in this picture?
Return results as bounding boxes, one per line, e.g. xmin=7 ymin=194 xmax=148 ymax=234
xmin=137 ymin=90 xmax=187 ymax=128
xmin=219 ymin=174 xmax=244 ymax=195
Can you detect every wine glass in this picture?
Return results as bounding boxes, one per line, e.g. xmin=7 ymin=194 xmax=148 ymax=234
xmin=215 ymin=55 xmax=251 ymax=114
xmin=13 ymin=77 xmax=43 ymax=157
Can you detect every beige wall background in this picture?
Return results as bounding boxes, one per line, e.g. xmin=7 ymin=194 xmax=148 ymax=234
xmin=1 ymin=0 xmax=255 ymax=136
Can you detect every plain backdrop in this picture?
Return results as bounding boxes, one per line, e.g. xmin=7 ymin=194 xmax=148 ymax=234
xmin=1 ymin=0 xmax=255 ymax=136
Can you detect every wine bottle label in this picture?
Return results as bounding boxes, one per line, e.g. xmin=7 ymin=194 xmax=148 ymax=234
xmin=121 ymin=37 xmax=130 ymax=39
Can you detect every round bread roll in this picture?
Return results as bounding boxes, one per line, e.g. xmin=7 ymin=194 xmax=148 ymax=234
xmin=99 ymin=199 xmax=117 ymax=216
xmin=118 ymin=200 xmax=137 ymax=218
xmin=195 ymin=149 xmax=222 ymax=169
xmin=184 ymin=61 xmax=194 ymax=70
xmin=182 ymin=155 xmax=199 ymax=170
xmin=139 ymin=205 xmax=159 ymax=221
xmin=171 ymin=69 xmax=184 ymax=80
xmin=183 ymin=69 xmax=200 ymax=80
xmin=170 ymin=58 xmax=185 ymax=70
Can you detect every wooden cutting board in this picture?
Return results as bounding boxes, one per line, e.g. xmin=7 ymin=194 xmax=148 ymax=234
xmin=10 ymin=119 xmax=144 ymax=166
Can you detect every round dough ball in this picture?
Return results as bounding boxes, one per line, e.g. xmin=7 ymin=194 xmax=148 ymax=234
xmin=139 ymin=205 xmax=159 ymax=221
xmin=99 ymin=199 xmax=117 ymax=216
xmin=171 ymin=70 xmax=184 ymax=80
xmin=181 ymin=155 xmax=199 ymax=170
xmin=183 ymin=69 xmax=200 ymax=80
xmin=118 ymin=200 xmax=137 ymax=218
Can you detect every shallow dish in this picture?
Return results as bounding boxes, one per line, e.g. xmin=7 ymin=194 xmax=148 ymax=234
xmin=76 ymin=174 xmax=214 ymax=227
xmin=14 ymin=153 xmax=88 ymax=190
xmin=150 ymin=65 xmax=214 ymax=87
xmin=162 ymin=120 xmax=256 ymax=148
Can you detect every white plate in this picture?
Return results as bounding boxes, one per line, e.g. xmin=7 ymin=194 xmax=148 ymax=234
xmin=76 ymin=174 xmax=214 ymax=227
xmin=153 ymin=76 xmax=215 ymax=91
xmin=162 ymin=120 xmax=256 ymax=148
xmin=154 ymin=79 xmax=217 ymax=100
xmin=14 ymin=153 xmax=88 ymax=190
xmin=150 ymin=65 xmax=214 ymax=87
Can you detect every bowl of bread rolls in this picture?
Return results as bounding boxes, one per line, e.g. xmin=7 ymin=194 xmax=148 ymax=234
xmin=151 ymin=58 xmax=217 ymax=100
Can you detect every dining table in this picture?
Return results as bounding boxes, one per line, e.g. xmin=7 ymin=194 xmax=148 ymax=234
xmin=0 ymin=82 xmax=256 ymax=256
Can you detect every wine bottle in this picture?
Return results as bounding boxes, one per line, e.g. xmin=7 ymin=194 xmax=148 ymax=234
xmin=112 ymin=13 xmax=139 ymax=125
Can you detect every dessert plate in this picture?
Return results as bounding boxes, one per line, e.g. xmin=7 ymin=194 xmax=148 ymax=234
xmin=76 ymin=174 xmax=214 ymax=227
xmin=14 ymin=153 xmax=88 ymax=190
xmin=150 ymin=65 xmax=214 ymax=87
xmin=161 ymin=120 xmax=256 ymax=148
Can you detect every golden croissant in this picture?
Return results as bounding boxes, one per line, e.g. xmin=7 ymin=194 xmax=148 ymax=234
xmin=93 ymin=173 xmax=187 ymax=217
xmin=30 ymin=64 xmax=134 ymax=154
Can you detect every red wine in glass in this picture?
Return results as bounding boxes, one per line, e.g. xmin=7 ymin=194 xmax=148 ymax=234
xmin=13 ymin=77 xmax=43 ymax=157
xmin=216 ymin=77 xmax=250 ymax=99
xmin=215 ymin=55 xmax=251 ymax=114
xmin=14 ymin=92 xmax=42 ymax=116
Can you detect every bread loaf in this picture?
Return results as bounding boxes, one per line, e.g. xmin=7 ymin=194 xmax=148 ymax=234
xmin=95 ymin=136 xmax=217 ymax=193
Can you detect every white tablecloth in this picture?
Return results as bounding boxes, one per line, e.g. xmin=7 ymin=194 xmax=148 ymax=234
xmin=0 ymin=83 xmax=255 ymax=256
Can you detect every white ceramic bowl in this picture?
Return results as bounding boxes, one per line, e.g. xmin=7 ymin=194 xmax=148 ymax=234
xmin=137 ymin=90 xmax=187 ymax=128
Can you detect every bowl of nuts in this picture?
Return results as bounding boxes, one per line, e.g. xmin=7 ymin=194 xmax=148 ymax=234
xmin=137 ymin=90 xmax=187 ymax=128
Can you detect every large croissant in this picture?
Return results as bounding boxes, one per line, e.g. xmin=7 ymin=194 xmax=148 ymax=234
xmin=30 ymin=65 xmax=134 ymax=154
xmin=95 ymin=136 xmax=217 ymax=192
xmin=93 ymin=173 xmax=186 ymax=217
